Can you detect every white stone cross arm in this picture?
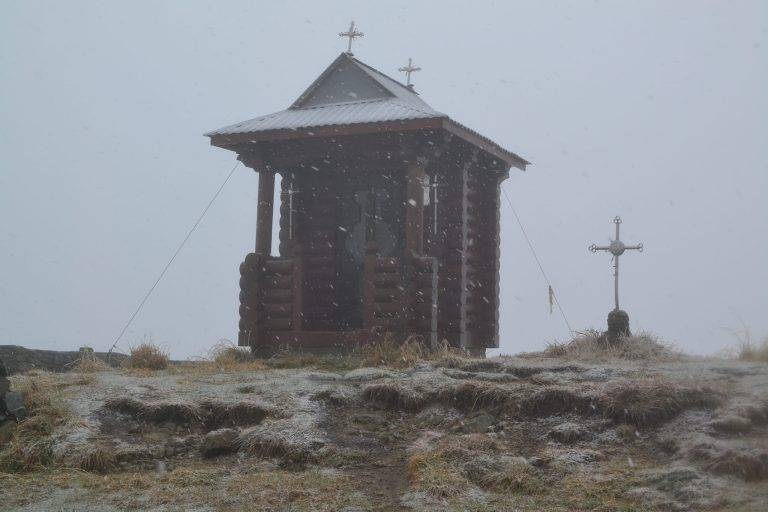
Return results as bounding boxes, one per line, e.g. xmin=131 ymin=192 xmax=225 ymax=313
xmin=589 ymin=216 xmax=644 ymax=311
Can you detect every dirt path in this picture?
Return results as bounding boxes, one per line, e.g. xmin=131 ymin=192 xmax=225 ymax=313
xmin=319 ymin=405 xmax=411 ymax=511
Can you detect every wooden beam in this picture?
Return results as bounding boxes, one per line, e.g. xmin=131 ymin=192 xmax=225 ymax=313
xmin=255 ymin=170 xmax=275 ymax=255
xmin=405 ymin=160 xmax=427 ymax=255
xmin=441 ymin=119 xmax=529 ymax=171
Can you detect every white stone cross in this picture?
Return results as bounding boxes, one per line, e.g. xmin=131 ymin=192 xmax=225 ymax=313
xmin=589 ymin=216 xmax=644 ymax=311
xmin=398 ymin=58 xmax=421 ymax=87
xmin=339 ymin=21 xmax=364 ymax=55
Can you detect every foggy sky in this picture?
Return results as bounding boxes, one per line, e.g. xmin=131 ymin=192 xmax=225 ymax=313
xmin=1 ymin=1 xmax=766 ymax=359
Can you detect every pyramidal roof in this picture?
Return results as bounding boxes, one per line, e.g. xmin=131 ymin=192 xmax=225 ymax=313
xmin=206 ymin=53 xmax=528 ymax=169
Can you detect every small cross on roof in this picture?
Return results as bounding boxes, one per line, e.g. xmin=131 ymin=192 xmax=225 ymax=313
xmin=339 ymin=21 xmax=364 ymax=55
xmin=398 ymin=58 xmax=421 ymax=88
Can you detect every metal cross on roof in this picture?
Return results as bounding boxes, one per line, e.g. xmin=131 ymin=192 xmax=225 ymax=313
xmin=589 ymin=216 xmax=644 ymax=311
xmin=398 ymin=58 xmax=421 ymax=87
xmin=339 ymin=21 xmax=364 ymax=55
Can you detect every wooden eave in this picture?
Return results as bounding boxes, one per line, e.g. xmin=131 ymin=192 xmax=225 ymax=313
xmin=209 ymin=118 xmax=529 ymax=171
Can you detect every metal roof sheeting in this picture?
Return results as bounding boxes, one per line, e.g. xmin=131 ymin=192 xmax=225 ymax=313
xmin=205 ymin=53 xmax=528 ymax=168
xmin=206 ymin=98 xmax=443 ymax=136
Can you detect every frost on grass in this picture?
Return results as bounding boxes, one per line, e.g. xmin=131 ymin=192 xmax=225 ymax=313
xmin=104 ymin=395 xmax=283 ymax=428
xmin=238 ymin=417 xmax=327 ymax=464
xmin=544 ymin=330 xmax=684 ymax=361
xmin=600 ymin=378 xmax=721 ymax=427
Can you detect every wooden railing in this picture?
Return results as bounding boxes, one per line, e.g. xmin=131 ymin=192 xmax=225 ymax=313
xmin=239 ymin=243 xmax=437 ymax=350
xmin=363 ymin=242 xmax=438 ymax=344
xmin=237 ymin=251 xmax=302 ymax=348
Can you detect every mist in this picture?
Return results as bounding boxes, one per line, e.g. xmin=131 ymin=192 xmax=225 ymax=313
xmin=1 ymin=0 xmax=766 ymax=359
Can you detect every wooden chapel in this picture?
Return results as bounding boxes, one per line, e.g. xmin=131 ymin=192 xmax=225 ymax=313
xmin=206 ymin=52 xmax=528 ymax=356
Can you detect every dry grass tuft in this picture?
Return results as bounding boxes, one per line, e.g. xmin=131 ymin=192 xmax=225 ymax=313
xmin=438 ymin=381 xmax=511 ymax=411
xmin=104 ymin=396 xmax=202 ymax=424
xmin=71 ymin=351 xmax=112 ymax=373
xmin=104 ymin=395 xmax=279 ymax=428
xmin=360 ymin=380 xmax=426 ymax=410
xmin=237 ymin=421 xmax=325 ymax=465
xmin=76 ymin=445 xmax=117 ymax=473
xmin=601 ymin=378 xmax=720 ymax=427
xmin=434 ymin=356 xmax=502 ymax=372
xmin=126 ymin=341 xmax=169 ymax=370
xmin=266 ymin=336 xmax=470 ymax=371
xmin=407 ymin=433 xmax=537 ymax=499
xmin=734 ymin=330 xmax=768 ymax=363
xmin=201 ymin=339 xmax=269 ymax=373
xmin=353 ymin=334 xmax=427 ymax=368
xmin=0 ymin=373 xmax=72 ymax=472
xmin=544 ymin=330 xmax=683 ymax=361
xmin=709 ymin=415 xmax=753 ymax=434
xmin=265 ymin=349 xmax=349 ymax=371
xmin=691 ymin=442 xmax=768 ymax=481
xmin=199 ymin=399 xmax=281 ymax=428
xmin=463 ymin=455 xmax=543 ymax=493
xmin=522 ymin=387 xmax=593 ymax=417
xmin=407 ymin=450 xmax=468 ymax=498
xmin=706 ymin=450 xmax=768 ymax=481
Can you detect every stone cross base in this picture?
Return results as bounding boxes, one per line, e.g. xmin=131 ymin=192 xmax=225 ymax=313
xmin=606 ymin=309 xmax=631 ymax=346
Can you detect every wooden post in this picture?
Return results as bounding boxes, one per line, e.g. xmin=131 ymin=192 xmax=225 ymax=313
xmin=291 ymin=244 xmax=303 ymax=332
xmin=405 ymin=160 xmax=426 ymax=256
xmin=256 ymin=170 xmax=275 ymax=255
xmin=362 ymin=241 xmax=378 ymax=332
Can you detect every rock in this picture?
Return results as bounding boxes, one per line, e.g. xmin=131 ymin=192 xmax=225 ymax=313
xmin=407 ymin=430 xmax=443 ymax=455
xmin=343 ymin=367 xmax=399 ymax=382
xmin=463 ymin=413 xmax=497 ymax=433
xmin=200 ymin=428 xmax=239 ymax=457
xmin=0 ymin=361 xmax=9 ymax=396
xmin=4 ymin=391 xmax=26 ymax=421
xmin=606 ymin=309 xmax=630 ymax=346
xmin=549 ymin=422 xmax=589 ymax=444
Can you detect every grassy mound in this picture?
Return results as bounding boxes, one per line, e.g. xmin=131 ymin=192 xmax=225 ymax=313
xmin=104 ymin=396 xmax=281 ymax=428
xmin=601 ymin=379 xmax=721 ymax=427
xmin=543 ymin=330 xmax=683 ymax=361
